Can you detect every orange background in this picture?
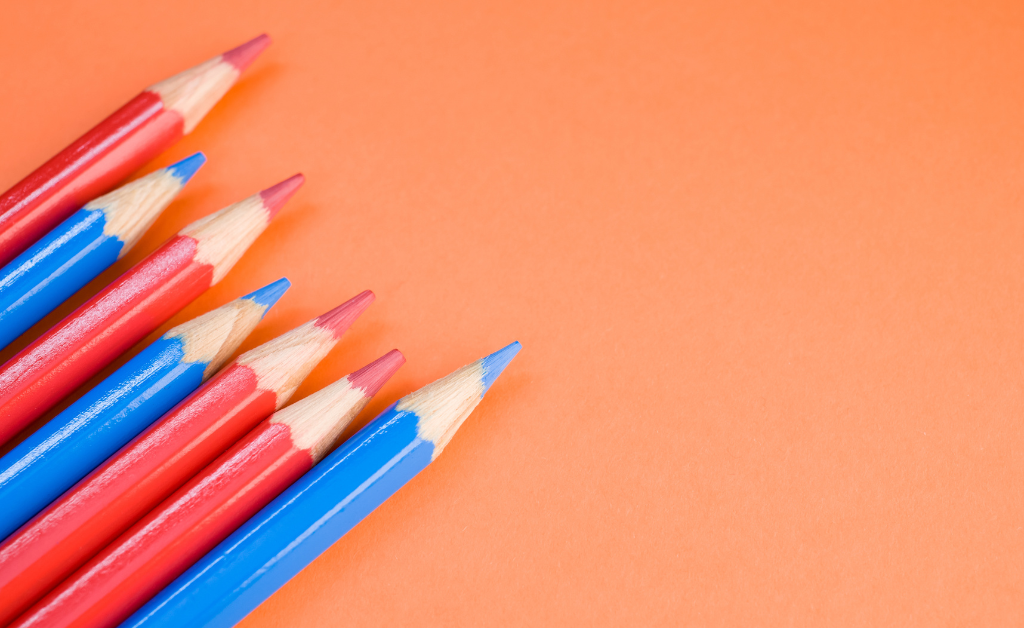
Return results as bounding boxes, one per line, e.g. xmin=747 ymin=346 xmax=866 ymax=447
xmin=1 ymin=0 xmax=1022 ymax=625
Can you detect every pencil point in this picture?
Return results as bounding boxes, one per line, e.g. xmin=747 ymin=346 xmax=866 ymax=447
xmin=348 ymin=350 xmax=405 ymax=396
xmin=481 ymin=342 xmax=521 ymax=393
xmin=166 ymin=153 xmax=206 ymax=184
xmin=242 ymin=278 xmax=291 ymax=314
xmin=221 ymin=34 xmax=271 ymax=72
xmin=259 ymin=174 xmax=305 ymax=218
xmin=314 ymin=290 xmax=375 ymax=338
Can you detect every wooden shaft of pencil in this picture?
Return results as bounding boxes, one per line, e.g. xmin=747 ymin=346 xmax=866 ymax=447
xmin=0 ymin=153 xmax=205 ymax=352
xmin=119 ymin=343 xmax=520 ymax=628
xmin=0 ymin=279 xmax=288 ymax=547
xmin=0 ymin=291 xmax=369 ymax=623
xmin=0 ymin=36 xmax=269 ymax=267
xmin=0 ymin=176 xmax=299 ymax=445
xmin=15 ymin=352 xmax=404 ymax=628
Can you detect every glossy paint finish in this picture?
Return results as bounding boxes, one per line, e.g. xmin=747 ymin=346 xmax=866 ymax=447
xmin=0 ymin=279 xmax=288 ymax=542
xmin=0 ymin=174 xmax=294 ymax=446
xmin=0 ymin=35 xmax=270 ymax=267
xmin=0 ymin=154 xmax=205 ymax=351
xmin=0 ymin=235 xmax=211 ymax=444
xmin=0 ymin=211 xmax=119 ymax=345
xmin=21 ymin=423 xmax=311 ymax=628
xmin=0 ymin=366 xmax=274 ymax=627
xmin=0 ymin=292 xmax=360 ymax=625
xmin=123 ymin=344 xmax=520 ymax=628
xmin=0 ymin=340 xmax=201 ymax=535
xmin=0 ymin=94 xmax=178 ymax=267
xmin=16 ymin=352 xmax=403 ymax=628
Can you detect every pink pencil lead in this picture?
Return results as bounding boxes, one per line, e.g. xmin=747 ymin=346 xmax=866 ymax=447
xmin=315 ymin=290 xmax=375 ymax=337
xmin=348 ymin=350 xmax=406 ymax=396
xmin=221 ymin=34 xmax=272 ymax=72
xmin=259 ymin=174 xmax=305 ymax=218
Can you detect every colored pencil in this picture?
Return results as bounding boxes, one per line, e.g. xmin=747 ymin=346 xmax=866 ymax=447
xmin=0 ymin=291 xmax=373 ymax=624
xmin=0 ymin=174 xmax=302 ymax=445
xmin=123 ymin=342 xmax=521 ymax=628
xmin=16 ymin=351 xmax=405 ymax=628
xmin=0 ymin=35 xmax=270 ymax=267
xmin=0 ymin=153 xmax=206 ymax=351
xmin=0 ymin=278 xmax=289 ymax=542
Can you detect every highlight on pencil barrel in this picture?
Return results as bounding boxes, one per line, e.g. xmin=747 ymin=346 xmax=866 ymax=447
xmin=0 ymin=153 xmax=206 ymax=351
xmin=14 ymin=351 xmax=405 ymax=628
xmin=0 ymin=173 xmax=304 ymax=447
xmin=0 ymin=35 xmax=270 ymax=267
xmin=0 ymin=278 xmax=289 ymax=542
xmin=0 ymin=290 xmax=372 ymax=625
xmin=124 ymin=342 xmax=521 ymax=628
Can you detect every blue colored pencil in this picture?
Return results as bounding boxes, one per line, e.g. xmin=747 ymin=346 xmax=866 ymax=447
xmin=0 ymin=278 xmax=289 ymax=541
xmin=0 ymin=153 xmax=205 ymax=351
xmin=122 ymin=342 xmax=521 ymax=628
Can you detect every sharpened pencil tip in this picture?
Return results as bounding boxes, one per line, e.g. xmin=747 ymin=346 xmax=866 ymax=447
xmin=348 ymin=350 xmax=405 ymax=396
xmin=221 ymin=34 xmax=271 ymax=72
xmin=242 ymin=278 xmax=291 ymax=314
xmin=166 ymin=152 xmax=206 ymax=184
xmin=259 ymin=174 xmax=305 ymax=218
xmin=314 ymin=290 xmax=375 ymax=338
xmin=481 ymin=341 xmax=521 ymax=394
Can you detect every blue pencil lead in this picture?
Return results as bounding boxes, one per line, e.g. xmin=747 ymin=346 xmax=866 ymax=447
xmin=165 ymin=152 xmax=206 ymax=183
xmin=243 ymin=278 xmax=291 ymax=313
xmin=481 ymin=341 xmax=521 ymax=393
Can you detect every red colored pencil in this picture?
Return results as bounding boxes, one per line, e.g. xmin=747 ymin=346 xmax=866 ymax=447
xmin=0 ymin=35 xmax=270 ymax=267
xmin=0 ymin=174 xmax=302 ymax=445
xmin=13 ymin=351 xmax=405 ymax=628
xmin=0 ymin=291 xmax=372 ymax=624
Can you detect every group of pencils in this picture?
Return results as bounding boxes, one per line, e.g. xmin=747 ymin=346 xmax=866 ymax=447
xmin=0 ymin=35 xmax=520 ymax=628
